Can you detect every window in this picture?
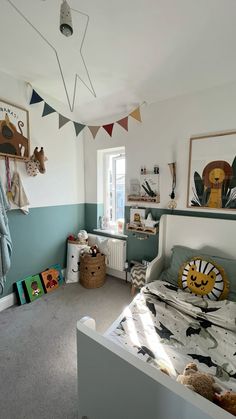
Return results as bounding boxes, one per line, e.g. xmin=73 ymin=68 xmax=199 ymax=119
xmin=97 ymin=147 xmax=125 ymax=232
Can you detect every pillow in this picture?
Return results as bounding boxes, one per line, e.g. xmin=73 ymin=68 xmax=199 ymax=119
xmin=178 ymin=256 xmax=229 ymax=301
xmin=159 ymin=245 xmax=236 ymax=302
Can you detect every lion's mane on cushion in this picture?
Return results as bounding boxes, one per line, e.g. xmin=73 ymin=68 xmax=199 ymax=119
xmin=159 ymin=245 xmax=236 ymax=302
xmin=178 ymin=256 xmax=229 ymax=301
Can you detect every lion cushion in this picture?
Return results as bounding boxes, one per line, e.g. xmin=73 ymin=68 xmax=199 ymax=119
xmin=159 ymin=246 xmax=235 ymax=301
xmin=178 ymin=257 xmax=229 ymax=300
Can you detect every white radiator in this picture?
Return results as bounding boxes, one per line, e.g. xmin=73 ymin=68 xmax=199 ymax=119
xmin=88 ymin=234 xmax=127 ymax=272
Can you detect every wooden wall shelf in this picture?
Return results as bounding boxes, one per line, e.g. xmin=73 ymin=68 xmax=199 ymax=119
xmin=127 ymin=195 xmax=160 ymax=204
xmin=126 ymin=223 xmax=158 ymax=235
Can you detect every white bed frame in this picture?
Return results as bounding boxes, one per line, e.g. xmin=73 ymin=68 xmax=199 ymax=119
xmin=77 ymin=214 xmax=236 ymax=419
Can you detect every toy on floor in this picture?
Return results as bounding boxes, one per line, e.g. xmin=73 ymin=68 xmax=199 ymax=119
xmin=214 ymin=391 xmax=236 ymax=416
xmin=177 ymin=363 xmax=222 ymax=401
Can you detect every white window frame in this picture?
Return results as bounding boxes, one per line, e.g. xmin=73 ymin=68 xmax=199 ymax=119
xmin=99 ymin=147 xmax=125 ymax=226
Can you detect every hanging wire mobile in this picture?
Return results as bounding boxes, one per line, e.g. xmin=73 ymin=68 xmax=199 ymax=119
xmin=7 ymin=0 xmax=97 ymax=113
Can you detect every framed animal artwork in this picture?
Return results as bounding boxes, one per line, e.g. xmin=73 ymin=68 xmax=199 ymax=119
xmin=187 ymin=130 xmax=236 ymax=210
xmin=0 ymin=99 xmax=30 ymax=160
xmin=24 ymin=274 xmax=45 ymax=302
xmin=41 ymin=268 xmax=59 ymax=293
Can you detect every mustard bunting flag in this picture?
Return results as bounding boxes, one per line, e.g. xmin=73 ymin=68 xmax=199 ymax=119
xmin=129 ymin=107 xmax=142 ymax=122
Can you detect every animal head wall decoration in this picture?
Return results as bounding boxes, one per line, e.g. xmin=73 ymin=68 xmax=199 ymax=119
xmin=25 ymin=147 xmax=47 ymax=176
xmin=33 ymin=147 xmax=47 ymax=174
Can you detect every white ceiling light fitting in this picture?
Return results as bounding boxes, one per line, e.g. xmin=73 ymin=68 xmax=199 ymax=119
xmin=7 ymin=0 xmax=96 ymax=112
xmin=60 ymin=0 xmax=73 ymax=37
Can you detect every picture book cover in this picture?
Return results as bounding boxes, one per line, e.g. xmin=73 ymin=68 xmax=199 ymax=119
xmin=41 ymin=268 xmax=59 ymax=293
xmin=47 ymin=263 xmax=64 ymax=286
xmin=15 ymin=279 xmax=27 ymax=305
xmin=24 ymin=275 xmax=45 ymax=302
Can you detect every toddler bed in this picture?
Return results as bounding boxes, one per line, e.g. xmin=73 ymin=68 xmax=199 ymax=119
xmin=77 ymin=214 xmax=236 ymax=419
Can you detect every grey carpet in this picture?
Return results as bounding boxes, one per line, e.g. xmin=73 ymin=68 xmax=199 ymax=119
xmin=0 ymin=276 xmax=132 ymax=419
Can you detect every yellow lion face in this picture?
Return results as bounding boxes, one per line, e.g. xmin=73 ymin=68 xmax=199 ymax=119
xmin=186 ymin=263 xmax=216 ymax=295
xmin=179 ymin=258 xmax=228 ymax=301
xmin=208 ymin=168 xmax=225 ymax=186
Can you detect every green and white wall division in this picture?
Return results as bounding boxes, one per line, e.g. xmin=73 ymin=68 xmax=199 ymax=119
xmin=83 ymin=81 xmax=236 ymax=262
xmin=2 ymin=71 xmax=236 ymax=300
xmin=0 ymin=71 xmax=85 ymax=298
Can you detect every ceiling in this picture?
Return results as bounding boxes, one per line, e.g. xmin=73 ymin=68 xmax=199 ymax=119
xmin=1 ymin=0 xmax=236 ymax=121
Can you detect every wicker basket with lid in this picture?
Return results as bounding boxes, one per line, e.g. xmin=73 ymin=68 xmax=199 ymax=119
xmin=80 ymin=253 xmax=106 ymax=288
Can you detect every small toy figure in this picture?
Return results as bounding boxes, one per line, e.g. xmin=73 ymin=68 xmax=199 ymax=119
xmin=31 ymin=281 xmax=41 ymax=297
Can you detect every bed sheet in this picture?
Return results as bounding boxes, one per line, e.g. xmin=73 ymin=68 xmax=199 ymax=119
xmin=107 ymin=280 xmax=236 ymax=393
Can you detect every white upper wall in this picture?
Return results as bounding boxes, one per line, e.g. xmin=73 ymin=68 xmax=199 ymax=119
xmin=0 ymin=71 xmax=84 ymax=208
xmin=84 ymin=80 xmax=236 ymax=213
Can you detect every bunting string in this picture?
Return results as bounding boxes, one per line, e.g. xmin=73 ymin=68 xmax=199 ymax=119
xmin=29 ymin=88 xmax=144 ymax=139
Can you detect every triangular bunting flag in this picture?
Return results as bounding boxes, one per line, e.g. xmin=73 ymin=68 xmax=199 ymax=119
xmin=129 ymin=107 xmax=142 ymax=122
xmin=30 ymin=89 xmax=43 ymax=105
xmin=42 ymin=102 xmax=56 ymax=117
xmin=59 ymin=114 xmax=70 ymax=129
xmin=73 ymin=122 xmax=85 ymax=136
xmin=88 ymin=126 xmax=100 ymax=139
xmin=103 ymin=123 xmax=114 ymax=137
xmin=116 ymin=116 xmax=128 ymax=131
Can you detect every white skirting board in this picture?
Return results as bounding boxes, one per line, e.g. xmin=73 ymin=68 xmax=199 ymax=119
xmin=0 ymin=292 xmax=16 ymax=312
xmin=106 ymin=267 xmax=130 ymax=282
xmin=0 ymin=269 xmax=66 ymax=313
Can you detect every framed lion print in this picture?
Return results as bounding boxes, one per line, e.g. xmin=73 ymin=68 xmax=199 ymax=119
xmin=0 ymin=99 xmax=30 ymax=160
xmin=187 ymin=130 xmax=236 ymax=210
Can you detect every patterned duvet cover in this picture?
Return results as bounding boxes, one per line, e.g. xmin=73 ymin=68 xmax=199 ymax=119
xmin=107 ymin=280 xmax=236 ymax=392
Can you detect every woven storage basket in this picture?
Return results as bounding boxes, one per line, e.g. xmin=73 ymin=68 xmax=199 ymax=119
xmin=80 ymin=253 xmax=106 ymax=288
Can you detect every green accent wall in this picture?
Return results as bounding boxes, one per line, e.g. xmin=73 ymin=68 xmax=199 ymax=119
xmin=85 ymin=203 xmax=236 ymax=266
xmin=2 ymin=203 xmax=85 ymax=298
xmin=125 ymin=207 xmax=236 ymax=264
xmin=85 ymin=203 xmax=104 ymax=232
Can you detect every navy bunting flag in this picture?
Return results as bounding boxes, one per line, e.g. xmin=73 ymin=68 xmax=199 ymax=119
xmin=30 ymin=89 xmax=43 ymax=105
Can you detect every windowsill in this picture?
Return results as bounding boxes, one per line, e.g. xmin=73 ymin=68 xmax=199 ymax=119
xmin=93 ymin=228 xmax=128 ymax=239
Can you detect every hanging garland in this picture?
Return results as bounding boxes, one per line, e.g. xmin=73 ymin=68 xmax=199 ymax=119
xmin=29 ymin=89 xmax=143 ymax=139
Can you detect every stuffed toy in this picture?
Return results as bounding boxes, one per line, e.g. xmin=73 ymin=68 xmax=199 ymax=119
xmin=177 ymin=363 xmax=222 ymax=401
xmin=214 ymin=391 xmax=236 ymax=416
xmin=78 ymin=230 xmax=88 ymax=245
xmin=89 ymin=245 xmax=99 ymax=257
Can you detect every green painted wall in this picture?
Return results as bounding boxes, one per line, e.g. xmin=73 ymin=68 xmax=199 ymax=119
xmin=125 ymin=207 xmax=236 ymax=263
xmin=85 ymin=203 xmax=104 ymax=232
xmin=2 ymin=203 xmax=85 ymax=298
xmin=85 ymin=203 xmax=236 ymax=265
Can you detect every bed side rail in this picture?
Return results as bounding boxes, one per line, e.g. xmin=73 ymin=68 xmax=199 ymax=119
xmin=77 ymin=320 xmax=230 ymax=419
